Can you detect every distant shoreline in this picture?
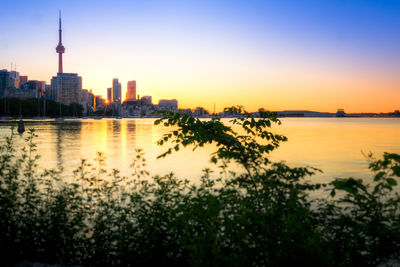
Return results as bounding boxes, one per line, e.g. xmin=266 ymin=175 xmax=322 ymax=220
xmin=0 ymin=116 xmax=399 ymax=125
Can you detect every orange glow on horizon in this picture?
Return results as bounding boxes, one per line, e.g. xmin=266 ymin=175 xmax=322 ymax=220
xmin=1 ymin=1 xmax=399 ymax=114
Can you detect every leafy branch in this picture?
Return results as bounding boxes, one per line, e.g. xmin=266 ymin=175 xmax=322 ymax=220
xmin=154 ymin=106 xmax=287 ymax=176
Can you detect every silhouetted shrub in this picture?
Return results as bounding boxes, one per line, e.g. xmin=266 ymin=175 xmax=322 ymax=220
xmin=0 ymin=107 xmax=399 ymax=266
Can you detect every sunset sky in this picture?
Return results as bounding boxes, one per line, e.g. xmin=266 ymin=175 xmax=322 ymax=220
xmin=0 ymin=0 xmax=399 ymax=112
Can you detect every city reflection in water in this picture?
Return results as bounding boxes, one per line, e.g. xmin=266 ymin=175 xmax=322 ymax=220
xmin=0 ymin=118 xmax=399 ymax=184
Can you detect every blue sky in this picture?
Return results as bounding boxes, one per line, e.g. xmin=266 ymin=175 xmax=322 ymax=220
xmin=1 ymin=0 xmax=399 ymax=111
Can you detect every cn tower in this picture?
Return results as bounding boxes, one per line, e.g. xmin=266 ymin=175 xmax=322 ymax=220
xmin=56 ymin=11 xmax=65 ymax=73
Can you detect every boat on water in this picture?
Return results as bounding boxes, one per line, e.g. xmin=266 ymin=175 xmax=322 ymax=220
xmin=336 ymin=109 xmax=346 ymax=117
xmin=17 ymin=119 xmax=25 ymax=133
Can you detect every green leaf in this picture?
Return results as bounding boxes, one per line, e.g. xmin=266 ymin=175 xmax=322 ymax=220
xmin=374 ymin=171 xmax=385 ymax=182
xmin=387 ymin=178 xmax=397 ymax=186
xmin=330 ymin=189 xmax=336 ymax=197
xmin=392 ymin=165 xmax=400 ymax=177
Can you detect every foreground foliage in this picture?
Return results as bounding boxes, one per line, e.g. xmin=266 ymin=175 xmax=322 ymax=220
xmin=0 ymin=107 xmax=399 ymax=266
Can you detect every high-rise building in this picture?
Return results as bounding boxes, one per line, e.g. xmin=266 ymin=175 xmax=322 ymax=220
xmin=56 ymin=11 xmax=65 ymax=73
xmin=80 ymin=89 xmax=95 ymax=113
xmin=112 ymin=78 xmax=121 ymax=103
xmin=107 ymin=87 xmax=112 ymax=103
xmin=95 ymin=95 xmax=106 ymax=110
xmin=9 ymin=71 xmax=20 ymax=88
xmin=51 ymin=73 xmax=82 ymax=105
xmin=126 ymin=80 xmax=136 ymax=101
xmin=0 ymin=70 xmax=10 ymax=97
xmin=19 ymin=76 xmax=28 ymax=84
xmin=2 ymin=71 xmax=35 ymax=99
xmin=88 ymin=90 xmax=94 ymax=108
xmin=44 ymin=85 xmax=52 ymax=99
xmin=158 ymin=99 xmax=178 ymax=110
xmin=0 ymin=69 xmax=23 ymax=97
xmin=141 ymin=95 xmax=152 ymax=105
xmin=39 ymin=81 xmax=46 ymax=97
xmin=20 ymin=80 xmax=42 ymax=98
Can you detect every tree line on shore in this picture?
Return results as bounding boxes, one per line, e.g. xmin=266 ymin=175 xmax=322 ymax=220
xmin=0 ymin=97 xmax=83 ymax=117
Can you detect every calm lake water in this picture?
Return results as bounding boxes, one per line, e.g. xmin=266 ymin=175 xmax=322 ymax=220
xmin=0 ymin=118 xmax=399 ymax=184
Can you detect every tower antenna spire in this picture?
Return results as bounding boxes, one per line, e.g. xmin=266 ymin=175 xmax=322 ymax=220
xmin=56 ymin=10 xmax=65 ymax=73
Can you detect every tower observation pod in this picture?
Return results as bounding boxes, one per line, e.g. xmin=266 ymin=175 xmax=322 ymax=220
xmin=56 ymin=11 xmax=65 ymax=73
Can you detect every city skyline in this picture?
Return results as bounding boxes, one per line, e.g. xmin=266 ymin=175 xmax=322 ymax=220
xmin=1 ymin=0 xmax=399 ymax=112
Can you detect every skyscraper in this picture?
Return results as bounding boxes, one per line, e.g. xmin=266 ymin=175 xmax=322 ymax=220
xmin=0 ymin=70 xmax=10 ymax=97
xmin=140 ymin=96 xmax=152 ymax=105
xmin=56 ymin=11 xmax=65 ymax=73
xmin=112 ymin=78 xmax=121 ymax=103
xmin=9 ymin=71 xmax=20 ymax=88
xmin=19 ymin=76 xmax=28 ymax=84
xmin=126 ymin=80 xmax=136 ymax=101
xmin=21 ymin=80 xmax=42 ymax=98
xmin=0 ymin=69 xmax=23 ymax=97
xmin=51 ymin=73 xmax=82 ymax=105
xmin=107 ymin=87 xmax=112 ymax=103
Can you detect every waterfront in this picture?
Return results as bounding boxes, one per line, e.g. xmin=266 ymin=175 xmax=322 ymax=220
xmin=0 ymin=117 xmax=399 ymax=184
